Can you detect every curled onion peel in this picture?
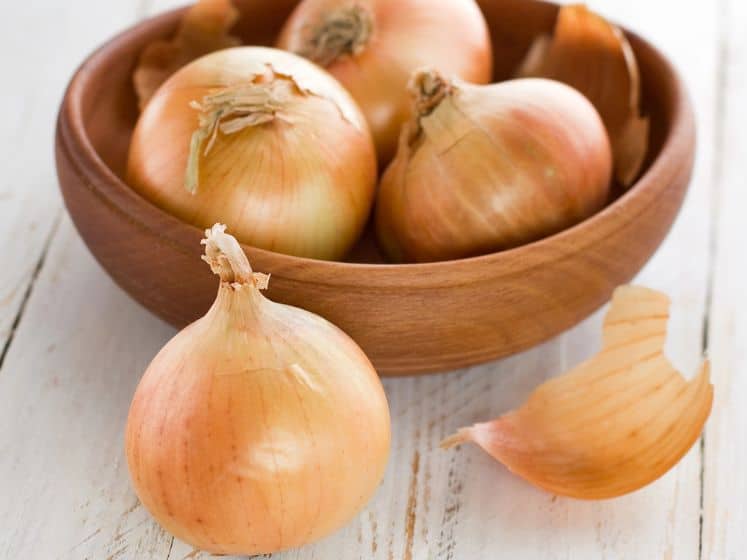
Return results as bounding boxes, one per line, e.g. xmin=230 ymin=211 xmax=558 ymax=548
xmin=517 ymin=4 xmax=649 ymax=186
xmin=127 ymin=47 xmax=377 ymax=260
xmin=375 ymin=69 xmax=612 ymax=263
xmin=442 ymin=286 xmax=713 ymax=500
xmin=125 ymin=224 xmax=391 ymax=555
xmin=133 ymin=0 xmax=240 ymax=110
xmin=277 ymin=0 xmax=493 ymax=164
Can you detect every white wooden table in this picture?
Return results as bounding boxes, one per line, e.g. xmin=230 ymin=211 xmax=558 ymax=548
xmin=0 ymin=0 xmax=743 ymax=558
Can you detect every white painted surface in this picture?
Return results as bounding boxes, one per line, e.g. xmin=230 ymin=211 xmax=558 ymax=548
xmin=0 ymin=0 xmax=739 ymax=558
xmin=702 ymin=0 xmax=747 ymax=558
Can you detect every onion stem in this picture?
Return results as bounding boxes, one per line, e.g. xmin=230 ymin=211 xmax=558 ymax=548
xmin=201 ymin=223 xmax=270 ymax=289
xmin=409 ymin=68 xmax=453 ymax=118
xmin=186 ymin=80 xmax=289 ymax=193
xmin=301 ymin=5 xmax=373 ymax=67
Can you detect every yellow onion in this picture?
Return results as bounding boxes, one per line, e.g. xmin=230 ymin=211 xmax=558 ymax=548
xmin=127 ymin=47 xmax=377 ymax=260
xmin=375 ymin=70 xmax=613 ymax=263
xmin=125 ymin=224 xmax=391 ymax=555
xmin=276 ymin=0 xmax=493 ymax=164
xmin=442 ymin=286 xmax=713 ymax=500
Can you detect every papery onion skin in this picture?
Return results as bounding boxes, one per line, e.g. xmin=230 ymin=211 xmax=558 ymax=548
xmin=127 ymin=47 xmax=377 ymax=261
xmin=133 ymin=0 xmax=241 ymax=111
xmin=516 ymin=4 xmax=649 ymax=186
xmin=442 ymin=286 xmax=714 ymax=500
xmin=276 ymin=0 xmax=493 ymax=164
xmin=125 ymin=225 xmax=391 ymax=555
xmin=375 ymin=73 xmax=613 ymax=263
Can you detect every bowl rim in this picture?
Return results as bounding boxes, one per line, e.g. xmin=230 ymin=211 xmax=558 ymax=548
xmin=58 ymin=1 xmax=695 ymax=289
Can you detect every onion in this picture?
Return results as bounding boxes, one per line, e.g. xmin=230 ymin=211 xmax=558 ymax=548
xmin=442 ymin=286 xmax=713 ymax=500
xmin=375 ymin=70 xmax=613 ymax=263
xmin=125 ymin=224 xmax=391 ymax=555
xmin=276 ymin=0 xmax=493 ymax=164
xmin=127 ymin=47 xmax=377 ymax=261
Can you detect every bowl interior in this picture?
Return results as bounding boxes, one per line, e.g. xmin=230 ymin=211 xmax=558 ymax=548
xmin=78 ymin=0 xmax=671 ymax=265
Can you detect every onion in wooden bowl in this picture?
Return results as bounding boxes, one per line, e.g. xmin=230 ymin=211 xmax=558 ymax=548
xmin=55 ymin=0 xmax=695 ymax=375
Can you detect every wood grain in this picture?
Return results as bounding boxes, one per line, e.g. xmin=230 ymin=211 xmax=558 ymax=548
xmin=0 ymin=2 xmax=176 ymax=557
xmin=0 ymin=220 xmax=176 ymax=558
xmin=702 ymin=0 xmax=746 ymax=556
xmin=55 ymin=0 xmax=695 ymax=376
xmin=0 ymin=0 xmax=71 ymax=354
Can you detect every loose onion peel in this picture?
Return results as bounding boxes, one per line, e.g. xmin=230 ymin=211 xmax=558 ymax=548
xmin=133 ymin=0 xmax=241 ymax=110
xmin=442 ymin=286 xmax=713 ymax=500
xmin=516 ymin=4 xmax=649 ymax=186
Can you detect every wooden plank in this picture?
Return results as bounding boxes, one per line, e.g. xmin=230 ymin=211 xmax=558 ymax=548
xmin=0 ymin=1 xmax=719 ymax=560
xmin=0 ymin=0 xmax=167 ymax=354
xmin=701 ymin=0 xmax=746 ymax=557
xmin=0 ymin=218 xmax=177 ymax=558
xmin=0 ymin=1 xmax=70 ymax=351
xmin=0 ymin=2 xmax=177 ymax=558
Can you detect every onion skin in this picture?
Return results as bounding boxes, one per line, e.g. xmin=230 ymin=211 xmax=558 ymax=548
xmin=125 ymin=226 xmax=390 ymax=555
xmin=375 ymin=75 xmax=613 ymax=263
xmin=133 ymin=0 xmax=240 ymax=111
xmin=516 ymin=5 xmax=649 ymax=186
xmin=277 ymin=0 xmax=493 ymax=164
xmin=127 ymin=47 xmax=377 ymax=261
xmin=442 ymin=286 xmax=713 ymax=500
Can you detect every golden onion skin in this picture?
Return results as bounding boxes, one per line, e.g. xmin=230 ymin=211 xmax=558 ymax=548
xmin=376 ymin=77 xmax=613 ymax=263
xmin=125 ymin=227 xmax=391 ymax=554
xmin=127 ymin=47 xmax=377 ymax=261
xmin=442 ymin=286 xmax=713 ymax=500
xmin=516 ymin=5 xmax=649 ymax=186
xmin=277 ymin=0 xmax=493 ymax=164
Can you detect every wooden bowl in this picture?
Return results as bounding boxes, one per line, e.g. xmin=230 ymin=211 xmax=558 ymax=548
xmin=55 ymin=0 xmax=695 ymax=376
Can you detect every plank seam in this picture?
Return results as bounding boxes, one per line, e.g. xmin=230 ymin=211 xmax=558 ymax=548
xmin=698 ymin=0 xmax=730 ymax=557
xmin=0 ymin=210 xmax=62 ymax=374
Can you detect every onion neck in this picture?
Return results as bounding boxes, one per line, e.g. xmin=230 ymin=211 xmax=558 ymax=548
xmin=186 ymin=78 xmax=291 ymax=193
xmin=403 ymin=68 xmax=455 ymax=149
xmin=301 ymin=4 xmax=373 ymax=67
xmin=202 ymin=224 xmax=270 ymax=290
xmin=409 ymin=69 xmax=453 ymax=119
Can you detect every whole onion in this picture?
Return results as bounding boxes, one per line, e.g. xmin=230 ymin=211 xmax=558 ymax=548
xmin=376 ymin=70 xmax=613 ymax=263
xmin=277 ymin=0 xmax=493 ymax=164
xmin=125 ymin=224 xmax=391 ymax=555
xmin=127 ymin=47 xmax=377 ymax=260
